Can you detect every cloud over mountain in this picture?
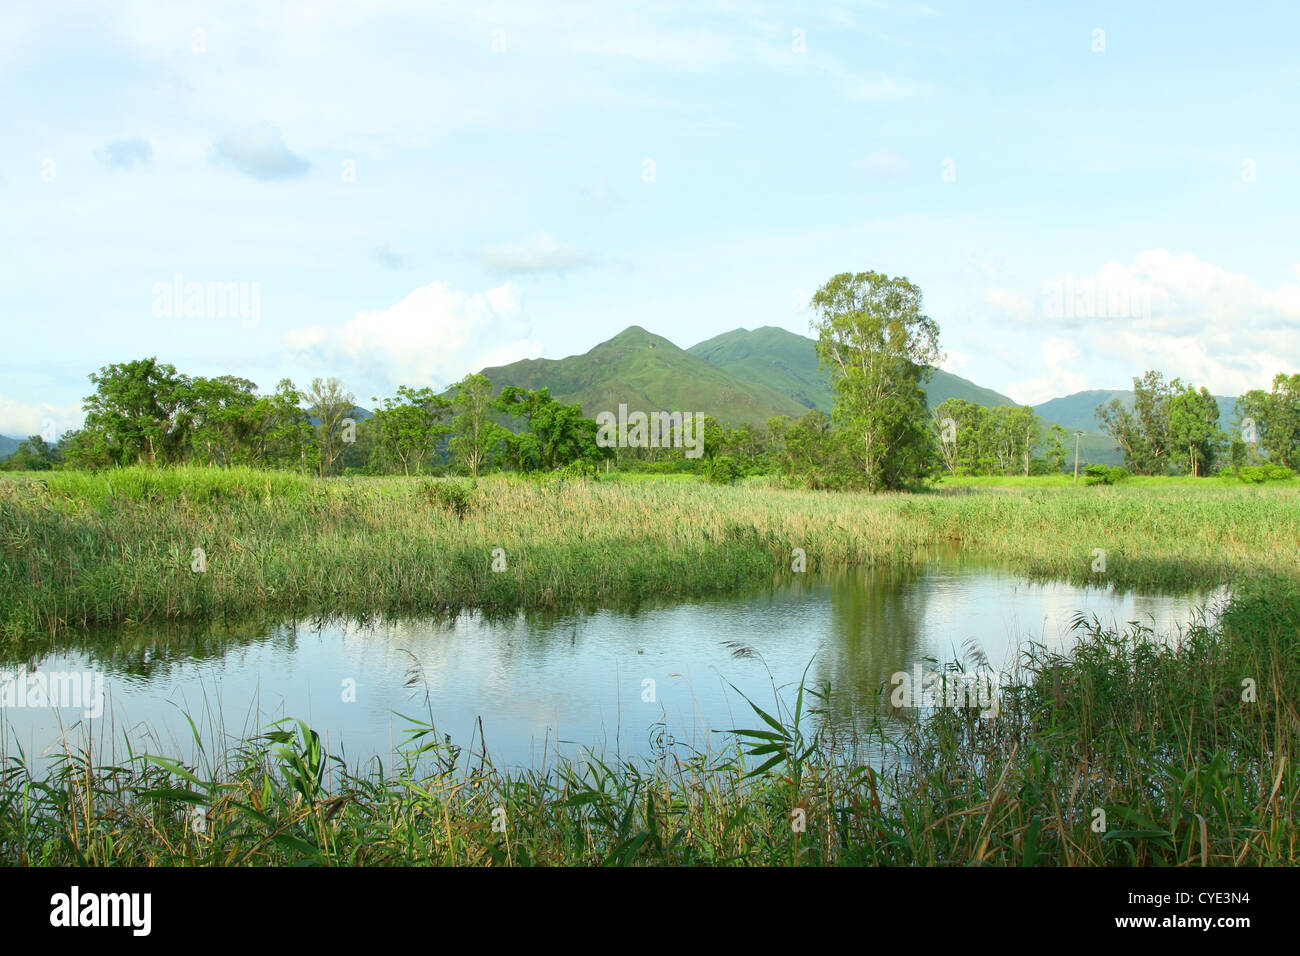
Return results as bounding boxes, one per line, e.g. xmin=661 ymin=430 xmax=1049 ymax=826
xmin=284 ymin=279 xmax=539 ymax=391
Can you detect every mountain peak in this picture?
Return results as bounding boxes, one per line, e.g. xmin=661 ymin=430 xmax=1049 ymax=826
xmin=607 ymin=325 xmax=658 ymax=343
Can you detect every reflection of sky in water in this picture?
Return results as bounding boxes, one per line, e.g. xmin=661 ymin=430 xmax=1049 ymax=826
xmin=0 ymin=564 xmax=1227 ymax=771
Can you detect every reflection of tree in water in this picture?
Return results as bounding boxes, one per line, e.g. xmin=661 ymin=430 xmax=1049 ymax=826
xmin=472 ymin=575 xmax=823 ymax=667
xmin=5 ymin=615 xmax=408 ymax=680
xmin=814 ymin=564 xmax=930 ymax=734
xmin=0 ymin=619 xmax=297 ymax=679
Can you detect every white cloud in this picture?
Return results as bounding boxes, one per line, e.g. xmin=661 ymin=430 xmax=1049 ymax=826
xmin=477 ymin=232 xmax=592 ymax=276
xmin=938 ymin=349 xmax=967 ymax=374
xmin=284 ymin=279 xmax=539 ymax=390
xmin=0 ymin=396 xmax=83 ymax=440
xmin=984 ymin=288 xmax=1035 ymax=323
xmin=1268 ymin=281 xmax=1300 ymax=317
xmin=1004 ymin=339 xmax=1088 ymax=405
xmin=994 ymin=251 xmax=1300 ymax=397
xmin=1088 ymin=252 xmax=1300 ymax=393
xmin=284 ymin=326 xmax=328 ymax=351
xmin=210 ymin=123 xmax=311 ymax=181
xmin=1041 ymin=337 xmax=1077 ymax=368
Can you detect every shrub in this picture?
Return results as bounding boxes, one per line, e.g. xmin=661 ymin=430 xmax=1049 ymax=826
xmin=557 ymin=460 xmax=599 ymax=481
xmin=421 ymin=478 xmax=474 ymax=518
xmin=703 ymin=455 xmax=742 ymax=484
xmin=1239 ymin=463 xmax=1295 ymax=484
xmin=1083 ymin=464 xmax=1129 ymax=486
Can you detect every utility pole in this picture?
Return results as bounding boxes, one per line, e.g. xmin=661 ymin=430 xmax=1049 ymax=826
xmin=1073 ymin=431 xmax=1083 ymax=482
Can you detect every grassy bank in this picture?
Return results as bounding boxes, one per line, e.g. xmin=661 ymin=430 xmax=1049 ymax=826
xmin=2 ymin=467 xmax=1298 ymax=639
xmin=2 ymin=578 xmax=1295 ymax=866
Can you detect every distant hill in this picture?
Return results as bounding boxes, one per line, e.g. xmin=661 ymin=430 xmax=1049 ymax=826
xmin=0 ymin=435 xmax=22 ymax=461
xmin=479 ymin=326 xmax=810 ymax=427
xmin=1033 ymin=390 xmax=1239 ymax=434
xmin=687 ymin=326 xmax=1019 ymax=413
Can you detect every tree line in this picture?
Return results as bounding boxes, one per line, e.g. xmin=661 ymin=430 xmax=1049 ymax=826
xmin=5 ymin=274 xmax=1296 ymax=485
xmin=2 ymin=358 xmax=608 ymax=477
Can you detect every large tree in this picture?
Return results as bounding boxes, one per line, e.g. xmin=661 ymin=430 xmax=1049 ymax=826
xmin=448 ymin=373 xmax=505 ymax=477
xmin=1236 ymin=372 xmax=1300 ymax=470
xmin=82 ymin=358 xmax=191 ymax=466
xmin=302 ymin=377 xmax=355 ymax=477
xmin=1096 ymin=371 xmax=1175 ymax=475
xmin=493 ymin=385 xmax=604 ymax=471
xmin=810 ymin=272 xmax=942 ymax=492
xmin=1168 ymin=383 xmax=1223 ymax=476
xmin=370 ymin=385 xmax=451 ymax=475
xmin=253 ymin=378 xmax=316 ymax=471
xmin=1008 ymin=404 xmax=1040 ymax=477
xmin=184 ymin=375 xmax=261 ymax=466
xmin=1043 ymin=423 xmax=1069 ymax=473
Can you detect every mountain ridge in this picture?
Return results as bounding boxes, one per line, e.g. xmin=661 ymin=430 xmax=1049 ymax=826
xmin=1034 ymin=389 xmax=1238 ymax=435
xmin=477 ymin=325 xmax=811 ymax=427
xmin=687 ymin=325 xmax=1022 ymax=412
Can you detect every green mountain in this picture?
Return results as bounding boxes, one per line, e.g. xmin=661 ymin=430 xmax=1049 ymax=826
xmin=687 ymin=326 xmax=1020 ymax=413
xmin=478 ymin=326 xmax=810 ymax=427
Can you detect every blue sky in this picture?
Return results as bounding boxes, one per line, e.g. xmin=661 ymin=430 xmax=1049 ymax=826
xmin=2 ymin=0 xmax=1298 ymax=436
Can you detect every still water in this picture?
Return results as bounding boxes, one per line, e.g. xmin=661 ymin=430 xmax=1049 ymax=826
xmin=1 ymin=558 xmax=1225 ymax=770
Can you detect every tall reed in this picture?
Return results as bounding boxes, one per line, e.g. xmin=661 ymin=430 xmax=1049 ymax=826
xmin=2 ymin=468 xmax=1296 ymax=640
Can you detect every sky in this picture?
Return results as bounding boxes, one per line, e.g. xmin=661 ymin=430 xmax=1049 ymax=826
xmin=2 ymin=0 xmax=1298 ymax=437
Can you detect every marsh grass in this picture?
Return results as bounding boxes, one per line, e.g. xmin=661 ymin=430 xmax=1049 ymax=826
xmin=1 ymin=579 xmax=1294 ymax=866
xmin=1 ymin=468 xmax=1296 ymax=640
xmin=935 ymin=473 xmax=1300 ymax=488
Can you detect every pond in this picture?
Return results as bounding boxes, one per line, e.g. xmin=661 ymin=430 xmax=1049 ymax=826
xmin=0 ymin=557 xmax=1227 ymax=771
